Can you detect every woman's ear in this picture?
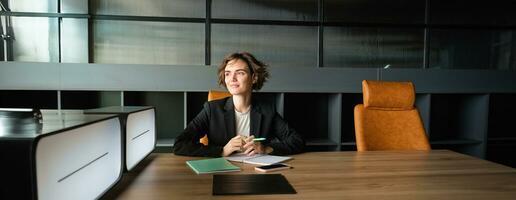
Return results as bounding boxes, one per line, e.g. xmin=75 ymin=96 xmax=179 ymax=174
xmin=252 ymin=74 xmax=258 ymax=84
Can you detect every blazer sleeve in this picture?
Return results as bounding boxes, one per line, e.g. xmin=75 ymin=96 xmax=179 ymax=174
xmin=267 ymin=113 xmax=305 ymax=155
xmin=173 ymin=102 xmax=224 ymax=157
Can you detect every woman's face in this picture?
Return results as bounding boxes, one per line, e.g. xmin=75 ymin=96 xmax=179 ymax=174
xmin=224 ymin=59 xmax=255 ymax=96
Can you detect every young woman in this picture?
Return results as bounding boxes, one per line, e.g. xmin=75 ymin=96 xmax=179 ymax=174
xmin=173 ymin=52 xmax=304 ymax=157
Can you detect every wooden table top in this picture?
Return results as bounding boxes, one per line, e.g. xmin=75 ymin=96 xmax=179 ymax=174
xmin=102 ymin=150 xmax=516 ymax=200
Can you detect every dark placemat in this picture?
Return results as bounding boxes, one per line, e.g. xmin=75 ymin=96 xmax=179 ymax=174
xmin=213 ymin=174 xmax=297 ymax=195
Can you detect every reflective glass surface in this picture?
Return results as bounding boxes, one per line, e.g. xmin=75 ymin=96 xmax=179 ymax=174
xmin=11 ymin=17 xmax=59 ymax=62
xmin=93 ymin=20 xmax=204 ymax=65
xmin=61 ymin=0 xmax=88 ymax=14
xmin=490 ymin=31 xmax=516 ymax=70
xmin=324 ymin=27 xmax=424 ymax=68
xmin=7 ymin=0 xmax=57 ymax=13
xmin=429 ymin=0 xmax=516 ymax=26
xmin=324 ymin=0 xmax=425 ymax=24
xmin=61 ymin=18 xmax=88 ymax=63
xmin=91 ymin=0 xmax=205 ymax=18
xmin=212 ymin=0 xmax=317 ymax=21
xmin=429 ymin=29 xmax=516 ymax=69
xmin=212 ymin=24 xmax=317 ymax=67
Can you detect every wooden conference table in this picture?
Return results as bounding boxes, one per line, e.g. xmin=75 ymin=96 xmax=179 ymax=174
xmin=103 ymin=150 xmax=516 ymax=200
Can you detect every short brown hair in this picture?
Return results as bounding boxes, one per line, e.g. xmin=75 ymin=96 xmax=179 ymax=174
xmin=217 ymin=52 xmax=269 ymax=91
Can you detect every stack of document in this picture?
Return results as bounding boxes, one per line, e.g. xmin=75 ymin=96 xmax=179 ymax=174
xmin=225 ymin=153 xmax=292 ymax=165
xmin=186 ymin=157 xmax=240 ymax=174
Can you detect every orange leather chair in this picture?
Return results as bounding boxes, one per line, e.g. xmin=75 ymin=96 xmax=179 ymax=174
xmin=354 ymin=80 xmax=430 ymax=151
xmin=208 ymin=90 xmax=232 ymax=102
xmin=199 ymin=90 xmax=232 ymax=146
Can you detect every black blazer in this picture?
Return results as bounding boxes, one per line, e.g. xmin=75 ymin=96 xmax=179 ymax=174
xmin=173 ymin=96 xmax=305 ymax=157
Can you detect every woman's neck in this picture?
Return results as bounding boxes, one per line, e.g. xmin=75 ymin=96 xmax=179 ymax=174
xmin=232 ymin=92 xmax=252 ymax=113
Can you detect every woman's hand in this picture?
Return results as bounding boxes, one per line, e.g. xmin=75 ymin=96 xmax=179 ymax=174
xmin=242 ymin=136 xmax=272 ymax=156
xmin=222 ymin=135 xmax=243 ymax=157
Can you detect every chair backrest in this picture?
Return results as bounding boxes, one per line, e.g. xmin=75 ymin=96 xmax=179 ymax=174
xmin=199 ymin=91 xmax=232 ymax=146
xmin=354 ymin=80 xmax=430 ymax=151
xmin=208 ymin=90 xmax=232 ymax=102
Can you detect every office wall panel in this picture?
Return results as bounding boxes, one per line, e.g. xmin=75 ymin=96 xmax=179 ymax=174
xmin=91 ymin=0 xmax=205 ymax=18
xmin=324 ymin=27 xmax=424 ymax=68
xmin=59 ymin=64 xmax=220 ymax=91
xmin=61 ymin=18 xmax=88 ymax=63
xmin=10 ymin=17 xmax=59 ymax=62
xmin=324 ymin=0 xmax=425 ymax=24
xmin=429 ymin=0 xmax=516 ymax=26
xmin=93 ymin=20 xmax=204 ymax=65
xmin=429 ymin=29 xmax=516 ymax=70
xmin=0 ymin=62 xmax=60 ymax=90
xmin=488 ymin=31 xmax=516 ymax=70
xmin=212 ymin=0 xmax=317 ymax=21
xmin=3 ymin=62 xmax=516 ymax=93
xmin=381 ymin=69 xmax=516 ymax=93
xmin=430 ymin=29 xmax=490 ymax=69
xmin=7 ymin=0 xmax=57 ymax=13
xmin=61 ymin=0 xmax=88 ymax=14
xmin=212 ymin=24 xmax=317 ymax=68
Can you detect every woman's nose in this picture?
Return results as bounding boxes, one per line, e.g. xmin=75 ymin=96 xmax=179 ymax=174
xmin=231 ymin=73 xmax=238 ymax=81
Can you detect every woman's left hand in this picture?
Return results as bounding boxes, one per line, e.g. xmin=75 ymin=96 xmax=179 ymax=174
xmin=243 ymin=136 xmax=269 ymax=156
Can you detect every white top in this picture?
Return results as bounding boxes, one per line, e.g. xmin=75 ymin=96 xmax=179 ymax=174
xmin=235 ymin=107 xmax=251 ymax=137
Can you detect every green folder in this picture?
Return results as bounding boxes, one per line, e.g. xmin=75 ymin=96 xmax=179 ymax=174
xmin=186 ymin=158 xmax=240 ymax=174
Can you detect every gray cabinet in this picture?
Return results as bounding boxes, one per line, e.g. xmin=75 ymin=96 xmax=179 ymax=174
xmin=85 ymin=106 xmax=157 ymax=171
xmin=1 ymin=64 xmax=516 ymax=167
xmin=0 ymin=113 xmax=122 ymax=200
xmin=428 ymin=94 xmax=489 ymax=157
xmin=486 ymin=94 xmax=516 ymax=167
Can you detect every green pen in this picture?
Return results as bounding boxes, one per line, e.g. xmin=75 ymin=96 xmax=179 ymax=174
xmin=253 ymin=138 xmax=266 ymax=141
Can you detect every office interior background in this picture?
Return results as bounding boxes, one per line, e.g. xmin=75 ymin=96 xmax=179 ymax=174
xmin=0 ymin=0 xmax=515 ymax=167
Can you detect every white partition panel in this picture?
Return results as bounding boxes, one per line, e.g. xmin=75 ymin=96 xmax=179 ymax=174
xmin=35 ymin=118 xmax=122 ymax=200
xmin=126 ymin=109 xmax=156 ymax=170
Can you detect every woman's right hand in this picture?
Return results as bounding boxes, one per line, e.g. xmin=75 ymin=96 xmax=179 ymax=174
xmin=222 ymin=135 xmax=243 ymax=156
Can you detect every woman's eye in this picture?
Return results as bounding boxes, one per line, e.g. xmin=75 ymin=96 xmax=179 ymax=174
xmin=238 ymin=72 xmax=245 ymax=75
xmin=224 ymin=72 xmax=230 ymax=77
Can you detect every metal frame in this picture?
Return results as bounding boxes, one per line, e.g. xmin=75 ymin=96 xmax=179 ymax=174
xmin=0 ymin=0 xmax=515 ymax=66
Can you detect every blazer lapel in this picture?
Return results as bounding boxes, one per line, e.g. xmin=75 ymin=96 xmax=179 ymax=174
xmin=224 ymin=97 xmax=236 ymax=138
xmin=250 ymin=101 xmax=262 ymax=137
